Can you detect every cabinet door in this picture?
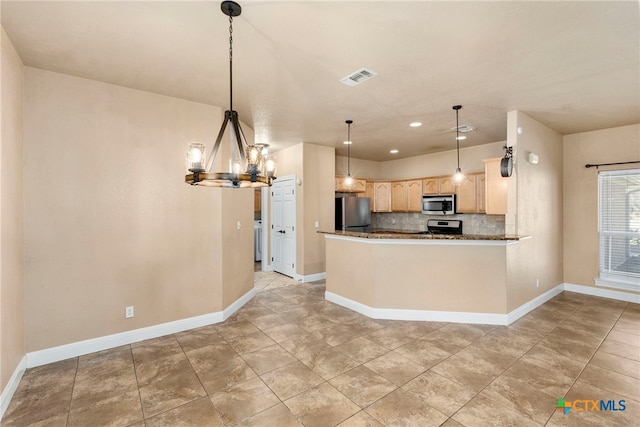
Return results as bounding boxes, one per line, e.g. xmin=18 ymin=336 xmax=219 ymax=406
xmin=407 ymin=180 xmax=423 ymax=212
xmin=373 ymin=182 xmax=392 ymax=212
xmin=455 ymin=174 xmax=477 ymax=213
xmin=484 ymin=158 xmax=508 ymax=214
xmin=352 ymin=178 xmax=366 ymax=193
xmin=391 ymin=181 xmax=407 ymax=212
xmin=438 ymin=177 xmax=456 ymax=194
xmin=364 ymin=181 xmax=375 ymax=208
xmin=476 ymin=174 xmax=486 ymax=213
xmin=422 ymin=178 xmax=439 ymax=194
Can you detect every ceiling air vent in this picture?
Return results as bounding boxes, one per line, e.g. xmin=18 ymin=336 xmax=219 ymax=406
xmin=451 ymin=125 xmax=476 ymax=133
xmin=340 ymin=67 xmax=378 ymax=86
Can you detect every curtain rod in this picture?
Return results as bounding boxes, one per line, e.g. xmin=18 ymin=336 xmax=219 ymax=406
xmin=585 ymin=160 xmax=640 ymax=169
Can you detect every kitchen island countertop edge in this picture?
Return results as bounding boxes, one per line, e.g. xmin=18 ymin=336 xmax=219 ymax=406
xmin=319 ymin=230 xmax=530 ymax=242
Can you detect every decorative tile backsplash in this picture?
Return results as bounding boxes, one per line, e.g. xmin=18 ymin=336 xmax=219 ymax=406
xmin=371 ymin=212 xmax=506 ymax=236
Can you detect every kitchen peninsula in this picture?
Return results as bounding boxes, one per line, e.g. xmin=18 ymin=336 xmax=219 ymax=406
xmin=321 ymin=230 xmax=532 ymax=325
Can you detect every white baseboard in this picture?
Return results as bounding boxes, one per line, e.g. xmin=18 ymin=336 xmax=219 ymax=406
xmin=327 ymin=283 xmax=566 ymax=326
xmin=564 ymin=282 xmax=640 ymax=304
xmin=0 ymin=355 xmax=26 ymax=421
xmin=507 ymin=284 xmax=564 ymax=324
xmin=25 ymin=288 xmax=255 ymax=369
xmin=325 ymin=291 xmax=510 ymax=325
xmin=297 ymin=272 xmax=326 ymax=283
xmin=326 ymin=282 xmax=638 ymax=326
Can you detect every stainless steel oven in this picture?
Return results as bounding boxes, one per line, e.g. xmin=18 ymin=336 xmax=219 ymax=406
xmin=422 ymin=194 xmax=456 ymax=215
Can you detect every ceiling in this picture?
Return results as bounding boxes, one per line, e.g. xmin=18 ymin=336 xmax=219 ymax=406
xmin=2 ymin=0 xmax=639 ymax=161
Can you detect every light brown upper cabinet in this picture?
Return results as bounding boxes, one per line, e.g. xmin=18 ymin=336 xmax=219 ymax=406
xmin=364 ymin=181 xmax=375 ymax=203
xmin=391 ymin=181 xmax=407 ymax=212
xmin=390 ymin=180 xmax=422 ymax=212
xmin=484 ymin=158 xmax=508 ymax=214
xmin=423 ymin=177 xmax=456 ymax=195
xmin=335 ymin=176 xmax=366 ymax=193
xmin=455 ymin=173 xmax=485 ymax=213
xmin=407 ymin=180 xmax=423 ymax=212
xmin=438 ymin=177 xmax=456 ymax=195
xmin=422 ymin=178 xmax=439 ymax=195
xmin=373 ymin=182 xmax=392 ymax=212
xmin=476 ymin=174 xmax=486 ymax=213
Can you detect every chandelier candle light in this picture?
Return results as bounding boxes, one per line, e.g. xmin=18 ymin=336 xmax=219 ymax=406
xmin=452 ymin=105 xmax=464 ymax=183
xmin=343 ymin=120 xmax=354 ymax=188
xmin=185 ymin=1 xmax=276 ymax=187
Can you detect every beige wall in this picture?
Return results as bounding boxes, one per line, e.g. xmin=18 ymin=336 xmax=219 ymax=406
xmin=505 ymin=111 xmax=564 ymax=311
xmin=326 ymin=237 xmax=508 ymax=313
xmin=302 ymin=144 xmax=335 ymax=275
xmin=23 ymin=68 xmax=253 ymax=352
xmin=1 ymin=28 xmax=25 ymax=393
xmin=271 ymin=143 xmax=335 ymax=277
xmin=336 ymin=141 xmax=505 ymax=181
xmin=272 ymin=143 xmax=304 ymax=275
xmin=563 ymin=124 xmax=640 ymax=293
xmin=335 ymin=156 xmax=380 ymax=180
xmin=221 ymin=190 xmax=254 ymax=308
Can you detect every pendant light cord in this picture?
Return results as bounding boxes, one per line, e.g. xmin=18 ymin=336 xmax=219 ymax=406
xmin=456 ymin=108 xmax=460 ymax=170
xmin=347 ymin=122 xmax=351 ymax=176
xmin=229 ymin=15 xmax=234 ymax=112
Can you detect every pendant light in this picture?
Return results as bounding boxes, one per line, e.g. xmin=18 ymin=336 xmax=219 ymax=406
xmin=343 ymin=120 xmax=354 ymax=188
xmin=452 ymin=105 xmax=464 ymax=183
xmin=185 ymin=1 xmax=276 ymax=188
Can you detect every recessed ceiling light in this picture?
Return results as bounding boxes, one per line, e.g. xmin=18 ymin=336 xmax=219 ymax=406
xmin=343 ymin=140 xmax=352 ymax=145
xmin=409 ymin=122 xmax=422 ymax=127
xmin=390 ymin=149 xmax=399 ymax=154
xmin=456 ymin=135 xmax=467 ymax=140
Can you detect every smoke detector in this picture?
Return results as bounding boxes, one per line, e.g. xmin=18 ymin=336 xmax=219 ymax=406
xmin=340 ymin=67 xmax=378 ymax=86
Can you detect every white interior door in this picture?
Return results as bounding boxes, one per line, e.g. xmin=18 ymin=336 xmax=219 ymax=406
xmin=271 ymin=176 xmax=296 ymax=277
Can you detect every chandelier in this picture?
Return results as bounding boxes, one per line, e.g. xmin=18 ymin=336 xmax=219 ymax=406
xmin=185 ymin=1 xmax=276 ymax=188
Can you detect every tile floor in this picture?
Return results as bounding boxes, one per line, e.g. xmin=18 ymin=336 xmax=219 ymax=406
xmin=3 ymin=269 xmax=639 ymax=426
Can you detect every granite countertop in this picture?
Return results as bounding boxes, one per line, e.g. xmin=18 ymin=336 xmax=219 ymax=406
xmin=320 ymin=229 xmax=528 ymax=241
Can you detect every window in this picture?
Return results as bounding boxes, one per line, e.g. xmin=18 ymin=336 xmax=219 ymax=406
xmin=597 ymin=169 xmax=640 ymax=291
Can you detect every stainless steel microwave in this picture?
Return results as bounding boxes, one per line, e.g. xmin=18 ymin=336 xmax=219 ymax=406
xmin=422 ymin=194 xmax=456 ymax=215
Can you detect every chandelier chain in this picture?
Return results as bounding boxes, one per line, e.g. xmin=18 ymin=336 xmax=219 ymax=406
xmin=228 ymin=16 xmax=233 ymax=63
xmin=228 ymin=15 xmax=233 ymax=111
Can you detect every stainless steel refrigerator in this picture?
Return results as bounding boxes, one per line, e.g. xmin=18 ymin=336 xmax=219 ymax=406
xmin=335 ymin=197 xmax=371 ymax=232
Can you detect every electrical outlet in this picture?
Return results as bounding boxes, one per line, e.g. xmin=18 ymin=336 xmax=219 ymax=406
xmin=315 ymin=221 xmax=319 ymax=228
xmin=125 ymin=306 xmax=134 ymax=318
xmin=536 ymin=278 xmax=540 ymax=288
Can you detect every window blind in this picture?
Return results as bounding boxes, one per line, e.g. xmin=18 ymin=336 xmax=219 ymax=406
xmin=598 ymin=169 xmax=640 ymax=291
